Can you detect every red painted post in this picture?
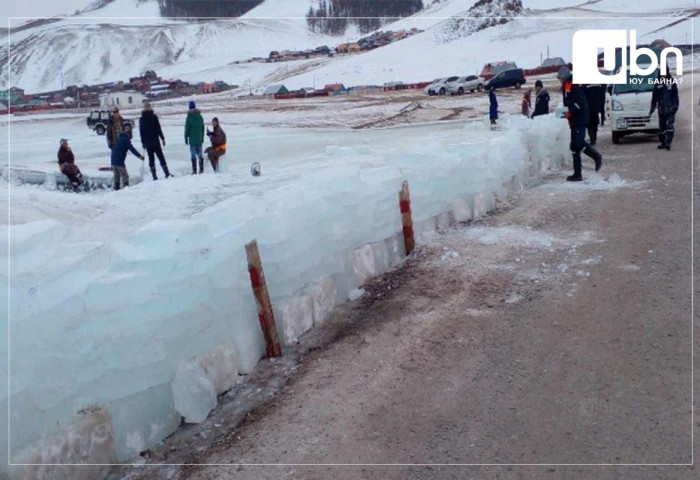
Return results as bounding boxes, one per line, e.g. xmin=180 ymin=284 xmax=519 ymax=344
xmin=399 ymin=181 xmax=415 ymax=256
xmin=245 ymin=240 xmax=282 ymax=358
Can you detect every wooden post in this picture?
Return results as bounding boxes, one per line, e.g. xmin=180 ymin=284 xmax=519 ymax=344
xmin=245 ymin=240 xmax=282 ymax=358
xmin=399 ymin=181 xmax=415 ymax=256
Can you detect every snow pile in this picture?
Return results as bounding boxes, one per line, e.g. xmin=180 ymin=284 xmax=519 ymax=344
xmin=1 ymin=113 xmax=569 ymax=468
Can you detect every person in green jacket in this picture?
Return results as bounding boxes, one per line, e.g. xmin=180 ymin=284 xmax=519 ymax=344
xmin=185 ymin=100 xmax=205 ymax=174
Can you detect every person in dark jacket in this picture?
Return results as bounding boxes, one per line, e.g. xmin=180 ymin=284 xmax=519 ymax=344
xmin=139 ymin=102 xmax=172 ymax=180
xmin=107 ymin=107 xmax=124 ymax=150
xmin=57 ymin=138 xmax=83 ymax=192
xmin=557 ymin=66 xmax=602 ymax=182
xmin=111 ymin=131 xmax=144 ymax=191
xmin=584 ymin=83 xmax=605 ymax=145
xmin=185 ymin=100 xmax=205 ymax=174
xmin=531 ymin=80 xmax=550 ymax=118
xmin=650 ymin=71 xmax=680 ymax=150
xmin=204 ymin=117 xmax=227 ymax=173
xmin=488 ymin=87 xmax=498 ymax=127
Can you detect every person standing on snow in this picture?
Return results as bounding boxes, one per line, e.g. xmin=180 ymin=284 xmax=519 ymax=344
xmin=184 ymin=100 xmax=205 ymax=174
xmin=57 ymin=138 xmax=84 ymax=192
xmin=584 ymin=83 xmax=605 ymax=146
xmin=488 ymin=86 xmax=498 ymax=127
xmin=521 ymin=88 xmax=532 ymax=117
xmin=139 ymin=102 xmax=172 ymax=180
xmin=531 ymin=80 xmax=550 ymax=118
xmin=557 ymin=66 xmax=602 ymax=182
xmin=650 ymin=71 xmax=679 ymax=151
xmin=107 ymin=107 xmax=124 ymax=150
xmin=111 ymin=131 xmax=144 ymax=191
xmin=205 ymin=117 xmax=227 ymax=173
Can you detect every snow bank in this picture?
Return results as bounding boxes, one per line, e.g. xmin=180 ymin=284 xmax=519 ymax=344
xmin=0 ymin=113 xmax=569 ymax=473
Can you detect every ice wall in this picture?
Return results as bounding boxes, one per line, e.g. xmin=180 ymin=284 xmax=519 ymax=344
xmin=0 ymin=113 xmax=569 ymax=475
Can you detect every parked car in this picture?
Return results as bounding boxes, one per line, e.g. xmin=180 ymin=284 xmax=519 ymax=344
xmin=609 ymin=65 xmax=659 ymax=144
xmin=425 ymin=76 xmax=460 ymax=95
xmin=484 ymin=68 xmax=526 ymax=90
xmin=447 ymin=75 xmax=485 ymax=95
xmin=86 ymin=110 xmax=132 ymax=136
xmin=314 ymin=45 xmax=331 ymax=55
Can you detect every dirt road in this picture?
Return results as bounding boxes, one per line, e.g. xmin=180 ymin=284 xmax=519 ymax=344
xmin=116 ymin=77 xmax=697 ymax=480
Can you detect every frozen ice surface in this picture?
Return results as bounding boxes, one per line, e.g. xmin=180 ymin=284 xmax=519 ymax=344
xmin=171 ymin=362 xmax=217 ymax=424
xmin=1 ymin=113 xmax=569 ymax=463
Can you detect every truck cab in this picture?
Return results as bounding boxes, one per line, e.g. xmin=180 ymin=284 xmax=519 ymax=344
xmin=610 ymin=65 xmax=660 ymax=144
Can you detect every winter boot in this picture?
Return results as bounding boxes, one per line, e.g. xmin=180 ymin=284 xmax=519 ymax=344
xmin=151 ymin=167 xmax=158 ymax=181
xmin=163 ymin=165 xmax=173 ymax=178
xmin=191 ymin=159 xmax=197 ymax=175
xmin=583 ymin=145 xmax=602 ymax=172
xmin=567 ymin=152 xmax=583 ymax=182
xmin=657 ymin=132 xmax=666 ymax=149
xmin=199 ymin=159 xmax=204 ymax=174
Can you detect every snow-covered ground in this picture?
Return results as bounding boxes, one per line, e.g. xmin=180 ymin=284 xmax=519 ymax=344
xmin=0 ymin=107 xmax=572 ymax=466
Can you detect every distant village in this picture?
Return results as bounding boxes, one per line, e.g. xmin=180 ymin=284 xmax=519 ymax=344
xmin=0 ymin=70 xmax=235 ymax=114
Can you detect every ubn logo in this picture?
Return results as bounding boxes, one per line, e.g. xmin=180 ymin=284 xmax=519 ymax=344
xmin=572 ymin=30 xmax=683 ymax=84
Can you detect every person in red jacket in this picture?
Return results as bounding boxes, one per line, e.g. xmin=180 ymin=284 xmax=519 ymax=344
xmin=57 ymin=138 xmax=84 ymax=192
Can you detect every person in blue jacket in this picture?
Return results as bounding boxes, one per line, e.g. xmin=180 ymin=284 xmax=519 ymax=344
xmin=111 ymin=131 xmax=144 ymax=191
xmin=650 ymin=71 xmax=679 ymax=151
xmin=557 ymin=66 xmax=602 ymax=182
xmin=488 ymin=86 xmax=498 ymax=127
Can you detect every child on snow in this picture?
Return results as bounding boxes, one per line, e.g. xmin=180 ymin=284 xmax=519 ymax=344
xmin=110 ymin=131 xmax=144 ymax=190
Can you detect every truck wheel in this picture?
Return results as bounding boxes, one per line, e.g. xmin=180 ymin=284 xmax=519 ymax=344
xmin=515 ymin=82 xmax=521 ymax=89
xmin=439 ymin=87 xmax=446 ymax=95
xmin=612 ymin=132 xmax=621 ymax=144
xmin=95 ymin=125 xmax=106 ymax=135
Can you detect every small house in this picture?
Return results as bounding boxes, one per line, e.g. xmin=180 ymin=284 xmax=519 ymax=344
xmin=263 ymin=84 xmax=289 ymax=96
xmin=100 ymin=90 xmax=144 ymax=108
xmin=348 ymin=43 xmax=361 ymax=53
xmin=541 ymin=57 xmax=566 ymax=68
xmin=324 ymin=83 xmax=348 ymax=95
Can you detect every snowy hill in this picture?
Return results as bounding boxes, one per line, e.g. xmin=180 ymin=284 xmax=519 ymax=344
xmin=1 ymin=0 xmax=698 ymax=93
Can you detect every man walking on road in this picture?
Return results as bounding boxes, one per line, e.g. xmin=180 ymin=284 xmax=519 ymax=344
xmin=139 ymin=102 xmax=172 ymax=180
xmin=557 ymin=66 xmax=603 ymax=182
xmin=650 ymin=71 xmax=679 ymax=151
xmin=185 ymin=100 xmax=205 ymax=174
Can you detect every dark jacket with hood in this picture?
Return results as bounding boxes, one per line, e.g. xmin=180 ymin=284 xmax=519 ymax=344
xmin=562 ymin=81 xmax=589 ymax=128
xmin=111 ymin=132 xmax=142 ymax=167
xmin=185 ymin=109 xmax=205 ymax=145
xmin=584 ymin=84 xmax=605 ymax=115
xmin=532 ymin=88 xmax=550 ymax=117
xmin=139 ymin=108 xmax=165 ymax=149
xmin=651 ymin=81 xmax=679 ymax=116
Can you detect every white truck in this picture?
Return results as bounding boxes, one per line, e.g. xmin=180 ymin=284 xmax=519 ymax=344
xmin=609 ymin=66 xmax=659 ymax=144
